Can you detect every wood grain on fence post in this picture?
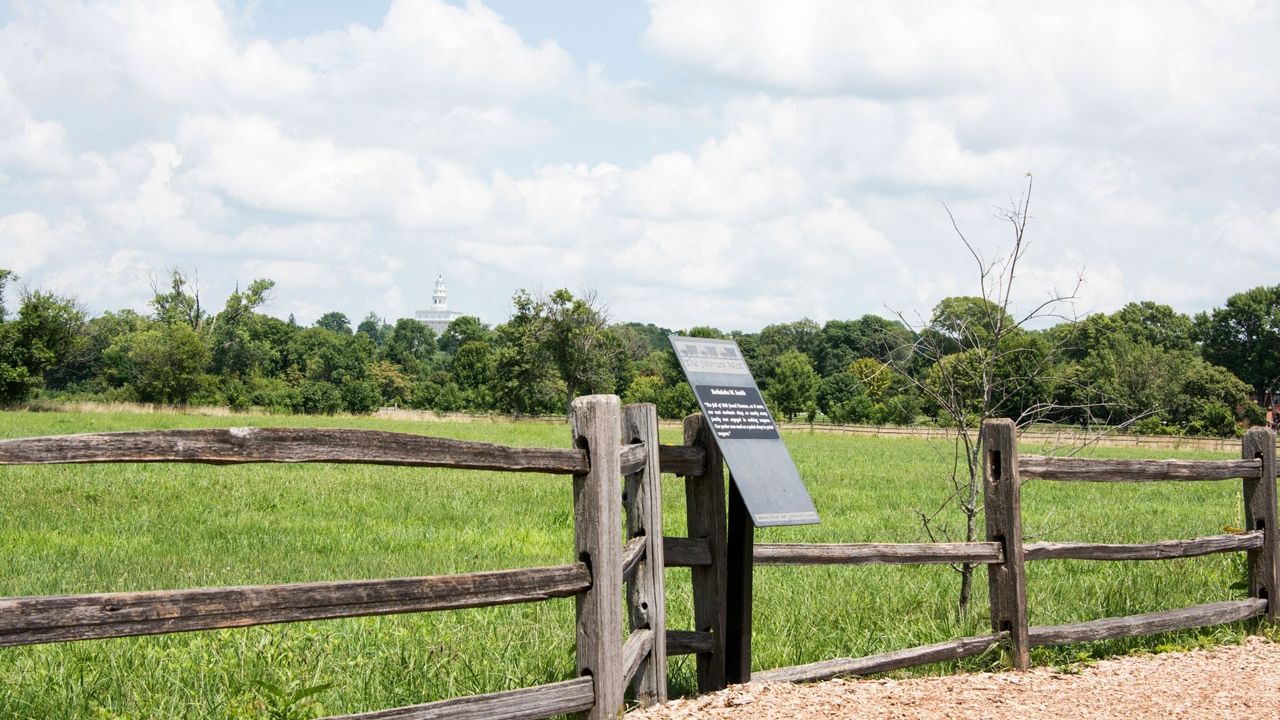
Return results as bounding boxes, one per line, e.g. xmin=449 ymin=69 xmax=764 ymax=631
xmin=571 ymin=395 xmax=624 ymax=719
xmin=622 ymin=403 xmax=667 ymax=705
xmin=1242 ymin=427 xmax=1278 ymax=622
xmin=982 ymin=419 xmax=1030 ymax=670
xmin=683 ymin=413 xmax=727 ymax=692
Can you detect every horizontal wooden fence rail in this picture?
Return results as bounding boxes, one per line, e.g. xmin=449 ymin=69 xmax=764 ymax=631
xmin=0 ymin=427 xmax=590 ymax=474
xmin=1 ymin=395 xmax=671 ymax=720
xmin=0 ymin=564 xmax=590 ymax=647
xmin=622 ymin=629 xmax=656 ymax=688
xmin=619 ymin=442 xmax=648 ymax=476
xmin=753 ymin=542 xmax=1004 ymax=566
xmin=656 ymin=444 xmax=706 ymax=476
xmin=753 ymin=598 xmax=1272 ymax=684
xmin=1018 ymin=455 xmax=1262 ymax=482
xmin=1026 ymin=599 xmax=1268 ymax=647
xmin=663 ymin=537 xmax=712 ymax=567
xmin=754 ymin=633 xmax=1005 ymax=684
xmin=324 ymin=677 xmax=597 ymax=720
xmin=666 ymin=629 xmax=716 ymax=656
xmin=621 ymin=536 xmax=648 ymax=582
xmin=1024 ymin=531 xmax=1264 ymax=562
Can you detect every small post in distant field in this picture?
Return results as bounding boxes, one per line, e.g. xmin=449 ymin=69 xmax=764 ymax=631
xmin=1242 ymin=427 xmax=1278 ymax=622
xmin=683 ymin=412 xmax=728 ymax=692
xmin=982 ymin=418 xmax=1030 ymax=669
xmin=571 ymin=395 xmax=624 ymax=719
xmin=622 ymin=403 xmax=667 ymax=704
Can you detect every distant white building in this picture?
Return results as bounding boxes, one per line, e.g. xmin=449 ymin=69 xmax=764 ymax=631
xmin=415 ymin=275 xmax=465 ymax=334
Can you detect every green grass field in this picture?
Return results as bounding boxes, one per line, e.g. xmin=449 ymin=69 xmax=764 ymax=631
xmin=0 ymin=409 xmax=1270 ymax=718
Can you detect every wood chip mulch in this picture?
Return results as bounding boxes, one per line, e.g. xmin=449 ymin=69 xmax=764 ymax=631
xmin=628 ymin=636 xmax=1280 ymax=719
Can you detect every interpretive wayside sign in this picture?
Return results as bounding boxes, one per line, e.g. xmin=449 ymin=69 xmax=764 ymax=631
xmin=669 ymin=335 xmax=819 ymax=526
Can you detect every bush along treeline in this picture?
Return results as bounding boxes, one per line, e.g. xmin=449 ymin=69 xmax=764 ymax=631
xmin=1 ymin=268 xmax=1276 ymax=437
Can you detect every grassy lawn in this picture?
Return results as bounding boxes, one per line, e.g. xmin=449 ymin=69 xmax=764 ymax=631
xmin=0 ymin=409 xmax=1268 ymax=718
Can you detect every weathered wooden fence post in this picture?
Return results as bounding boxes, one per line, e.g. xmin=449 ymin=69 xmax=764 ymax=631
xmin=683 ymin=412 xmax=728 ymax=692
xmin=622 ymin=403 xmax=667 ymax=705
xmin=1242 ymin=426 xmax=1278 ymax=622
xmin=982 ymin=418 xmax=1030 ymax=669
xmin=571 ymin=395 xmax=624 ymax=719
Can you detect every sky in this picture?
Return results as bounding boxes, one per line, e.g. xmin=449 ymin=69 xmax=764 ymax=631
xmin=1 ymin=0 xmax=1278 ymax=332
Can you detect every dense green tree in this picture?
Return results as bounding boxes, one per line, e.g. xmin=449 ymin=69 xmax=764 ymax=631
xmin=368 ymin=359 xmax=412 ymax=406
xmin=0 ymin=268 xmax=13 ymax=322
xmin=384 ymin=319 xmax=437 ymax=376
xmin=150 ymin=270 xmax=207 ymax=331
xmin=340 ymin=376 xmax=382 ymax=413
xmin=540 ymin=289 xmax=620 ymax=404
xmin=451 ymin=340 xmax=496 ymax=408
xmin=491 ymin=292 xmax=563 ymax=415
xmin=209 ymin=279 xmax=275 ymax=379
xmin=923 ymin=296 xmax=1017 ymax=355
xmin=437 ymin=316 xmax=490 ymax=354
xmin=46 ymin=310 xmax=147 ymax=391
xmin=816 ymin=371 xmax=865 ymax=417
xmin=120 ymin=323 xmax=211 ymax=404
xmin=1196 ymin=285 xmax=1280 ymax=402
xmin=1169 ymin=361 xmax=1257 ymax=433
xmin=315 ymin=311 xmax=352 ymax=335
xmin=747 ymin=319 xmax=820 ymax=382
xmin=0 ymin=326 xmax=32 ymax=402
xmin=298 ymin=380 xmax=344 ymax=414
xmin=612 ymin=322 xmax=672 ymax=353
xmin=411 ymin=370 xmax=466 ymax=413
xmin=0 ymin=287 xmax=88 ymax=401
xmin=1052 ymin=303 xmax=1195 ymax=364
xmin=283 ymin=326 xmax=374 ymax=412
xmin=1112 ymin=302 xmax=1195 ymax=353
xmin=767 ymin=350 xmax=819 ymax=421
xmin=251 ymin=315 xmax=300 ymax=377
xmin=921 ymin=333 xmax=1053 ymax=424
xmin=356 ymin=313 xmax=391 ymax=346
xmin=608 ymin=324 xmax=661 ymax=362
xmin=813 ymin=316 xmax=913 ymax=375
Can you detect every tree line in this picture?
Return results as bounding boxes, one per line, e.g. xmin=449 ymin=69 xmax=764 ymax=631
xmin=1 ymin=267 xmax=1277 ymax=437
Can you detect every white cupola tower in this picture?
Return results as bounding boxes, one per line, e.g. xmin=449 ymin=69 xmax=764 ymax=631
xmin=414 ymin=274 xmax=467 ymax=333
xmin=432 ymin=275 xmax=448 ymax=310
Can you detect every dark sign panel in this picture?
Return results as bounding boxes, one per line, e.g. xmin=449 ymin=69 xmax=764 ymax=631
xmin=669 ymin=335 xmax=819 ymax=527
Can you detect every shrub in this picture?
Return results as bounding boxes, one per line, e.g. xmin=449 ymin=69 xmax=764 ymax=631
xmin=297 ymin=380 xmax=343 ymax=415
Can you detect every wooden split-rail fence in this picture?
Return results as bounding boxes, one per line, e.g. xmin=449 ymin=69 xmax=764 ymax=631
xmin=0 ymin=400 xmax=1276 ymax=718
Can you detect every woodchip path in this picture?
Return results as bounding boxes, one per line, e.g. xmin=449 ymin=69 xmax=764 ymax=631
xmin=627 ymin=636 xmax=1280 ymax=720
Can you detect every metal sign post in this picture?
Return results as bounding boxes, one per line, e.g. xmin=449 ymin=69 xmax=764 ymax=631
xmin=669 ymin=335 xmax=819 ymax=682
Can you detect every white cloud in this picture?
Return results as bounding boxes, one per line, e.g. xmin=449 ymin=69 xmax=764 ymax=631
xmin=504 ymin=163 xmax=622 ymax=238
xmin=619 ymin=124 xmax=811 ymax=222
xmin=0 ymin=75 xmax=74 ymax=176
xmin=281 ymin=0 xmax=571 ymax=105
xmin=643 ymin=0 xmax=1015 ymax=96
xmin=175 ymin=114 xmax=493 ymax=226
xmin=0 ymin=0 xmax=308 ymax=114
xmin=0 ymin=211 xmax=81 ymax=275
xmin=1 ymin=0 xmax=1279 ymax=331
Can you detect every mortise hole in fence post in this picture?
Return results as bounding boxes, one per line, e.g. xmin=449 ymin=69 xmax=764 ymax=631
xmin=981 ymin=418 xmax=1030 ymax=670
xmin=683 ymin=412 xmax=728 ymax=692
xmin=571 ymin=395 xmax=624 ymax=719
xmin=622 ymin=402 xmax=668 ymax=705
xmin=1242 ymin=427 xmax=1278 ymax=622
